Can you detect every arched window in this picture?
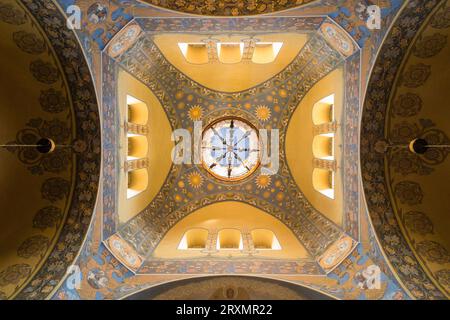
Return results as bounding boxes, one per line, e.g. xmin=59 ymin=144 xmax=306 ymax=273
xmin=251 ymin=229 xmax=281 ymax=250
xmin=312 ymin=94 xmax=334 ymax=125
xmin=217 ymin=229 xmax=243 ymax=250
xmin=127 ymin=136 xmax=148 ymax=160
xmin=127 ymin=95 xmax=148 ymax=125
xmin=178 ymin=228 xmax=209 ymax=250
xmin=178 ymin=43 xmax=209 ymax=64
xmin=252 ymin=42 xmax=283 ymax=64
xmin=312 ymin=94 xmax=337 ymax=199
xmin=127 ymin=168 xmax=148 ymax=199
xmin=217 ymin=43 xmax=244 ymax=64
xmin=312 ymin=168 xmax=335 ymax=199
xmin=125 ymin=95 xmax=149 ymax=199
xmin=312 ymin=134 xmax=334 ymax=160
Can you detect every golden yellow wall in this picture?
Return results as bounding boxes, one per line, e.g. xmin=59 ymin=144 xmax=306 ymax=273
xmin=153 ymin=201 xmax=309 ymax=259
xmin=154 ymin=33 xmax=307 ymax=93
xmin=117 ymin=70 xmax=173 ymax=223
xmin=285 ymin=68 xmax=344 ymax=225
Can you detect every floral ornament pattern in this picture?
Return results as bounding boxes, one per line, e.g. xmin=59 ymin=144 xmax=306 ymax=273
xmin=15 ymin=0 xmax=101 ymax=300
xmin=17 ymin=235 xmax=50 ymax=259
xmin=0 ymin=264 xmax=31 ymax=287
xmin=389 ymin=149 xmax=433 ymax=176
xmin=144 ymin=0 xmax=316 ymax=16
xmin=400 ymin=63 xmax=431 ymax=88
xmin=13 ymin=30 xmax=46 ymax=55
xmin=7 ymin=118 xmax=72 ymax=175
xmin=413 ymin=33 xmax=447 ymax=58
xmin=33 ymin=206 xmax=62 ymax=230
xmin=435 ymin=269 xmax=450 ymax=287
xmin=392 ymin=93 xmax=422 ymax=117
xmin=39 ymin=119 xmax=71 ymax=144
xmin=394 ymin=181 xmax=423 ymax=206
xmin=389 ymin=121 xmax=420 ymax=144
xmin=360 ymin=0 xmax=446 ymax=299
xmin=388 ymin=119 xmax=449 ymax=175
xmin=416 ymin=241 xmax=450 ymax=265
xmin=420 ymin=127 xmax=450 ymax=165
xmin=41 ymin=177 xmax=70 ymax=202
xmin=430 ymin=5 xmax=450 ymax=29
xmin=403 ymin=211 xmax=434 ymax=235
xmin=29 ymin=59 xmax=59 ymax=84
xmin=39 ymin=89 xmax=68 ymax=113
xmin=0 ymin=2 xmax=26 ymax=25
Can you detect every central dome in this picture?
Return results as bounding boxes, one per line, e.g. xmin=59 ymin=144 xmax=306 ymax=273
xmin=201 ymin=117 xmax=260 ymax=181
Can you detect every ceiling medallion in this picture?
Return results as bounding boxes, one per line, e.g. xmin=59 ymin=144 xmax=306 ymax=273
xmin=202 ymin=117 xmax=260 ymax=182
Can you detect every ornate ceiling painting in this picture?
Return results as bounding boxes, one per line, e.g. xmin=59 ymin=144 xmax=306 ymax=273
xmin=140 ymin=0 xmax=319 ymax=16
xmin=124 ymin=276 xmax=335 ymax=300
xmin=0 ymin=0 xmax=100 ymax=300
xmin=100 ymin=16 xmax=357 ymax=276
xmin=361 ymin=0 xmax=450 ymax=299
xmin=0 ymin=0 xmax=449 ymax=301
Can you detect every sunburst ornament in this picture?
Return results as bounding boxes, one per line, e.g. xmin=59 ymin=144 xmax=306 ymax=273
xmin=256 ymin=174 xmax=271 ymax=189
xmin=255 ymin=105 xmax=271 ymax=122
xmin=188 ymin=105 xmax=203 ymax=121
xmin=188 ymin=172 xmax=204 ymax=189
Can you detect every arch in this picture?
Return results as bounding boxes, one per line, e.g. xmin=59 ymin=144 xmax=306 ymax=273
xmin=285 ymin=68 xmax=344 ymax=226
xmin=4 ymin=0 xmax=101 ymax=300
xmin=217 ymin=229 xmax=243 ymax=250
xmin=118 ymin=70 xmax=173 ymax=224
xmin=312 ymin=134 xmax=334 ymax=160
xmin=217 ymin=43 xmax=244 ymax=64
xmin=127 ymin=95 xmax=148 ymax=125
xmin=178 ymin=228 xmax=209 ymax=249
xmin=151 ymin=201 xmax=308 ymax=260
xmin=123 ymin=276 xmax=335 ymax=300
xmin=127 ymin=136 xmax=148 ymax=159
xmin=312 ymin=94 xmax=334 ymax=125
xmin=251 ymin=229 xmax=281 ymax=250
xmin=178 ymin=43 xmax=209 ymax=64
xmin=360 ymin=0 xmax=448 ymax=299
xmin=252 ymin=42 xmax=283 ymax=64
xmin=154 ymin=33 xmax=307 ymax=93
xmin=312 ymin=168 xmax=334 ymax=199
xmin=127 ymin=169 xmax=149 ymax=199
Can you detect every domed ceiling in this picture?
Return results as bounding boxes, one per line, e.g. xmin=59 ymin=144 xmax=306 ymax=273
xmin=43 ymin=0 xmax=414 ymax=301
xmin=3 ymin=0 xmax=445 ymax=301
xmin=124 ymin=276 xmax=334 ymax=300
xmin=0 ymin=0 xmax=100 ymax=300
xmin=361 ymin=0 xmax=450 ymax=299
xmin=52 ymin=2 xmax=407 ymax=299
xmin=101 ymin=15 xmax=359 ymax=277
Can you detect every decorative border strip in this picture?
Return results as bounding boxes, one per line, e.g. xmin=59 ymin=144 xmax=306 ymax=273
xmin=360 ymin=0 xmax=446 ymax=300
xmin=15 ymin=0 xmax=101 ymax=300
xmin=101 ymin=53 xmax=119 ymax=239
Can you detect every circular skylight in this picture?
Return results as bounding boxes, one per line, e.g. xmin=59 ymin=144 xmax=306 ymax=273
xmin=202 ymin=117 xmax=260 ymax=181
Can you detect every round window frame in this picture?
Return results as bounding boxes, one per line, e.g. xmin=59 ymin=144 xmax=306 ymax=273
xmin=201 ymin=116 xmax=261 ymax=182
